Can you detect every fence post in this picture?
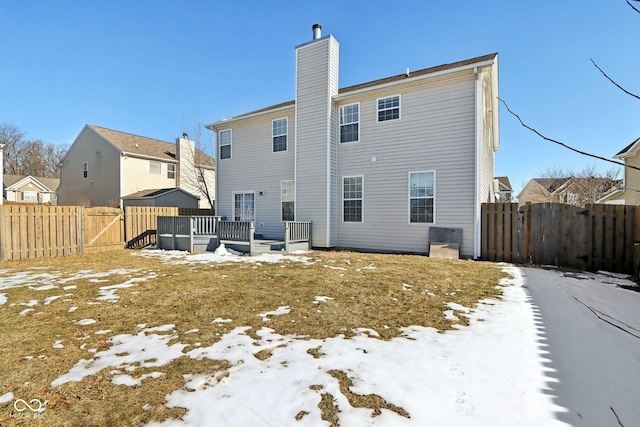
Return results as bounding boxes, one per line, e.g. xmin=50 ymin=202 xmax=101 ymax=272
xmin=523 ymin=202 xmax=532 ymax=264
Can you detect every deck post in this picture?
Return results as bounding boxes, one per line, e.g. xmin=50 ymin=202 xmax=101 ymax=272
xmin=249 ymin=222 xmax=255 ymax=255
xmin=284 ymin=222 xmax=290 ymax=253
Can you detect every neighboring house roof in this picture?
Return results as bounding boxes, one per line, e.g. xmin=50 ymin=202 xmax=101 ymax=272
xmin=89 ymin=125 xmax=178 ymax=162
xmin=495 ymin=176 xmax=512 ymax=192
xmin=210 ymin=52 xmax=498 ymax=126
xmin=614 ymin=136 xmax=640 ymax=158
xmin=3 ymin=174 xmax=59 ymax=192
xmin=531 ymin=178 xmax=571 ymax=194
xmin=122 ymin=187 xmax=199 ymax=200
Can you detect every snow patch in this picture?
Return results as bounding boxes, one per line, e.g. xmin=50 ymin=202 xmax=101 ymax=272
xmin=258 ymin=306 xmax=291 ymax=321
xmin=74 ymin=319 xmax=97 ymax=326
xmin=0 ymin=392 xmax=14 ymax=404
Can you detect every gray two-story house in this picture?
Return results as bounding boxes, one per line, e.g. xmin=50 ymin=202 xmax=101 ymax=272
xmin=206 ymin=25 xmax=499 ymax=258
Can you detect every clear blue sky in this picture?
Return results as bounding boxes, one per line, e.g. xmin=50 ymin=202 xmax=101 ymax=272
xmin=1 ymin=1 xmax=638 ymax=193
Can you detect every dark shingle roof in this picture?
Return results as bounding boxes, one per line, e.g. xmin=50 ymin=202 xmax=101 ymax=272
xmin=615 ymin=137 xmax=640 ymax=157
xmin=3 ymin=174 xmax=59 ymax=191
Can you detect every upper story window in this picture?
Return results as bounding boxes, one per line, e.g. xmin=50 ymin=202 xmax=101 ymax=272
xmin=409 ymin=171 xmax=435 ymax=223
xmin=273 ymin=118 xmax=288 ymax=152
xmin=149 ymin=161 xmax=161 ymax=174
xmin=219 ymin=129 xmax=232 ymax=159
xmin=377 ymin=95 xmax=400 ymax=122
xmin=83 ymin=162 xmax=88 ymax=179
xmin=167 ymin=163 xmax=176 ymax=179
xmin=343 ymin=176 xmax=363 ymax=222
xmin=340 ymin=103 xmax=359 ymax=143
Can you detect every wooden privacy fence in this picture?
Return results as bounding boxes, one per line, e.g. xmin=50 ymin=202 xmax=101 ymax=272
xmin=481 ymin=203 xmax=640 ymax=276
xmin=0 ymin=205 xmax=124 ymax=260
xmin=125 ymin=206 xmax=178 ymax=245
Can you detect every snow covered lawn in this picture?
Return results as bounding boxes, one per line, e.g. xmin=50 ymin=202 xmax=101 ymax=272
xmin=0 ymin=248 xmax=567 ymax=426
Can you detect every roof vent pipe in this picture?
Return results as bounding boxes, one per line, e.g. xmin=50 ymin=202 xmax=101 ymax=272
xmin=312 ymin=23 xmax=322 ymax=40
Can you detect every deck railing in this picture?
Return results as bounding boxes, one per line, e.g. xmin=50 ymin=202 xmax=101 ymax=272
xmin=217 ymin=221 xmax=254 ymax=243
xmin=285 ymin=221 xmax=312 ymax=252
xmin=158 ymin=216 xmax=223 ymax=236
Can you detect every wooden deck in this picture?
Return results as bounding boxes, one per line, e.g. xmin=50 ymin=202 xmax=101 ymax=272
xmin=156 ymin=216 xmax=311 ymax=255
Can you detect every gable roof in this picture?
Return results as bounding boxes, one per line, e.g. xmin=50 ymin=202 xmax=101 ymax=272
xmin=88 ymin=125 xmax=177 ymax=162
xmin=531 ymin=178 xmax=571 ymax=193
xmin=122 ymin=187 xmax=199 ymax=200
xmin=614 ymin=137 xmax=640 ymax=158
xmin=495 ymin=176 xmax=512 ymax=191
xmin=3 ymin=174 xmax=59 ymax=192
xmin=208 ymin=52 xmax=498 ymax=127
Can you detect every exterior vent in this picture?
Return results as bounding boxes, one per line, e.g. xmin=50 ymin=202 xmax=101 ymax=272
xmin=312 ymin=24 xmax=322 ymax=40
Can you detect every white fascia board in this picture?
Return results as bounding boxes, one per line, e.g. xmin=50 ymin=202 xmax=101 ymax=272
xmin=120 ymin=151 xmax=178 ymax=163
xmin=206 ymin=103 xmax=295 ymax=130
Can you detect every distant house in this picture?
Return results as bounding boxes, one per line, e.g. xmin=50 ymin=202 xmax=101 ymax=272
xmin=518 ymin=177 xmax=619 ymax=207
xmin=3 ymin=174 xmax=59 ymax=205
xmin=206 ymin=25 xmax=500 ymax=258
xmin=493 ymin=176 xmax=513 ymax=202
xmin=57 ymin=125 xmax=215 ymax=209
xmin=598 ymin=137 xmax=640 ymax=205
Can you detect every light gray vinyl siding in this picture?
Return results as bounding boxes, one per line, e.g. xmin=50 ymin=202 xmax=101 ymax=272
xmin=295 ymin=36 xmax=339 ymax=247
xmin=336 ymin=75 xmax=477 ymax=256
xmin=215 ymin=110 xmax=295 ymax=239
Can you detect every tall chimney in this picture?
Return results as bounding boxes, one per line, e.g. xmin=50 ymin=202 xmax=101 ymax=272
xmin=312 ymin=23 xmax=322 ymax=40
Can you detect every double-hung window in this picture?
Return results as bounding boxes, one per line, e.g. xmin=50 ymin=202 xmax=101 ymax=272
xmin=343 ymin=176 xmax=363 ymax=222
xmin=273 ymin=118 xmax=287 ymax=152
xmin=149 ymin=161 xmax=161 ymax=174
xmin=377 ymin=95 xmax=400 ymax=122
xmin=340 ymin=103 xmax=359 ymax=143
xmin=409 ymin=171 xmax=435 ymax=223
xmin=234 ymin=192 xmax=255 ymax=221
xmin=83 ymin=162 xmax=88 ymax=179
xmin=281 ymin=181 xmax=294 ymax=221
xmin=167 ymin=163 xmax=176 ymax=179
xmin=219 ymin=129 xmax=232 ymax=159
xmin=23 ymin=191 xmax=37 ymax=202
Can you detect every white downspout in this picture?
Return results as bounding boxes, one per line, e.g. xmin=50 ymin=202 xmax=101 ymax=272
xmin=474 ymin=67 xmax=483 ymax=259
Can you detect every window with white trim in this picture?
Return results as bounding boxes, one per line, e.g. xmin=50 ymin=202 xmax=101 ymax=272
xmin=149 ymin=161 xmax=161 ymax=174
xmin=377 ymin=95 xmax=400 ymax=122
xmin=167 ymin=163 xmax=176 ymax=179
xmin=281 ymin=181 xmax=294 ymax=221
xmin=340 ymin=103 xmax=359 ymax=143
xmin=23 ymin=191 xmax=37 ymax=201
xmin=234 ymin=192 xmax=255 ymax=221
xmin=219 ymin=129 xmax=232 ymax=159
xmin=273 ymin=118 xmax=287 ymax=152
xmin=409 ymin=171 xmax=435 ymax=223
xmin=343 ymin=176 xmax=363 ymax=222
xmin=83 ymin=162 xmax=88 ymax=179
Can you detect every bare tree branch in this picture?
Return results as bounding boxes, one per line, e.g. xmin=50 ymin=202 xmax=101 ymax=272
xmin=627 ymin=0 xmax=640 ymax=14
xmin=498 ymin=98 xmax=640 ymax=172
xmin=591 ymin=59 xmax=640 ymax=100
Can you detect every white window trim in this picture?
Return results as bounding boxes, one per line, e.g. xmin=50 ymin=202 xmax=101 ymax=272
xmin=281 ymin=180 xmax=295 ymax=221
xmin=167 ymin=163 xmax=176 ymax=179
xmin=232 ymin=191 xmax=256 ymax=222
xmin=408 ymin=170 xmax=436 ymax=224
xmin=149 ymin=160 xmax=162 ymax=175
xmin=272 ymin=118 xmax=288 ymax=153
xmin=376 ymin=94 xmax=401 ymax=122
xmin=339 ymin=102 xmax=360 ymax=143
xmin=219 ymin=129 xmax=232 ymax=159
xmin=23 ymin=191 xmax=37 ymax=201
xmin=342 ymin=175 xmax=364 ymax=223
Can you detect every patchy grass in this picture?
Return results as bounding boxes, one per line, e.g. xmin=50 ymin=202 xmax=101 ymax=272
xmin=0 ymin=249 xmax=505 ymax=426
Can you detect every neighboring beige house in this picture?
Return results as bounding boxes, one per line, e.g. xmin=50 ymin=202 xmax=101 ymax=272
xmin=493 ymin=176 xmax=513 ymax=202
xmin=599 ymin=137 xmax=640 ymax=205
xmin=3 ymin=174 xmax=59 ymax=204
xmin=57 ymin=125 xmax=215 ymax=209
xmin=518 ymin=177 xmax=619 ymax=207
xmin=206 ymin=25 xmax=499 ymax=258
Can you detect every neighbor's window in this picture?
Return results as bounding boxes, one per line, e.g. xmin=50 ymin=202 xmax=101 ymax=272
xmin=409 ymin=171 xmax=435 ymax=223
xmin=340 ymin=103 xmax=359 ymax=143
xmin=23 ymin=191 xmax=37 ymax=202
xmin=83 ymin=162 xmax=88 ymax=178
xmin=219 ymin=129 xmax=232 ymax=159
xmin=281 ymin=181 xmax=294 ymax=221
xmin=377 ymin=95 xmax=400 ymax=122
xmin=167 ymin=163 xmax=176 ymax=179
xmin=273 ymin=118 xmax=288 ymax=152
xmin=234 ymin=192 xmax=255 ymax=221
xmin=149 ymin=160 xmax=161 ymax=174
xmin=343 ymin=176 xmax=363 ymax=222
